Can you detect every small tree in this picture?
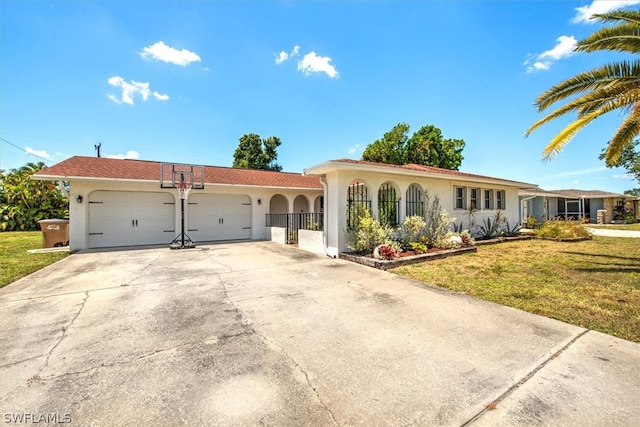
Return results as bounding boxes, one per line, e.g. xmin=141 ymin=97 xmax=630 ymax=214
xmin=232 ymin=133 xmax=283 ymax=171
xmin=1 ymin=162 xmax=69 ymax=231
xmin=421 ymin=192 xmax=455 ymax=248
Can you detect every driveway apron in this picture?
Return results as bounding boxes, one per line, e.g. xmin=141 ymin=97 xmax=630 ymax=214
xmin=1 ymin=241 xmax=638 ymax=426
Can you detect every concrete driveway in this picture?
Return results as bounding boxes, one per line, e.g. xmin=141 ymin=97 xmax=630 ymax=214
xmin=1 ymin=241 xmax=639 ymax=426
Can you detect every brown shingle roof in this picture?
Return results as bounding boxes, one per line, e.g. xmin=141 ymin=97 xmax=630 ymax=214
xmin=33 ymin=156 xmax=323 ymax=189
xmin=551 ymin=189 xmax=631 ymax=199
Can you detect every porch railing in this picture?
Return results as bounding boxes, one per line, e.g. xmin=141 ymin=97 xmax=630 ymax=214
xmin=265 ymin=212 xmax=324 ymax=244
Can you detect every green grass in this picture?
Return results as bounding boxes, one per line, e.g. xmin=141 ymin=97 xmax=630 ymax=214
xmin=0 ymin=231 xmax=71 ymax=288
xmin=393 ymin=237 xmax=640 ymax=343
xmin=589 ymin=223 xmax=640 ymax=231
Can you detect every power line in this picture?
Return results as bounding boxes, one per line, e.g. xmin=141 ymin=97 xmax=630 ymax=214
xmin=0 ymin=137 xmax=55 ymax=164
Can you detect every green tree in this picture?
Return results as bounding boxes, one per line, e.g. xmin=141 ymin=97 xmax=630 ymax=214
xmin=361 ymin=123 xmax=410 ymax=165
xmin=406 ymin=125 xmax=465 ymax=170
xmin=1 ymin=162 xmax=69 ymax=231
xmin=599 ymin=138 xmax=640 ymax=181
xmin=525 ymin=10 xmax=640 ymax=165
xmin=232 ymin=133 xmax=283 ymax=171
xmin=362 ymin=123 xmax=465 ymax=170
xmin=624 ymin=188 xmax=640 ymax=197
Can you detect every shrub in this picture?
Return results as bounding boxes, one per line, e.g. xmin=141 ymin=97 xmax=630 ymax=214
xmin=459 ymin=229 xmax=476 ymax=246
xmin=409 ymin=241 xmax=428 ymax=254
xmin=398 ymin=215 xmax=426 ymax=249
xmin=345 ymin=209 xmax=395 ymax=255
xmin=537 ymin=221 xmax=592 ymax=239
xmin=525 ymin=216 xmax=538 ymax=229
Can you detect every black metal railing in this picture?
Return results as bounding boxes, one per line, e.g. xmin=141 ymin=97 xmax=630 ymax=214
xmin=266 ymin=212 xmax=324 ymax=244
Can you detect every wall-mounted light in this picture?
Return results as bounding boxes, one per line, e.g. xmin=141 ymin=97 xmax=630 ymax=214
xmin=76 ymin=195 xmax=83 ymax=204
xmin=257 ymin=198 xmax=262 ymax=205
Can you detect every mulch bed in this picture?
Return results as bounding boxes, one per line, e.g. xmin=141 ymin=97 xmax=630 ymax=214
xmin=340 ymin=246 xmax=477 ymax=270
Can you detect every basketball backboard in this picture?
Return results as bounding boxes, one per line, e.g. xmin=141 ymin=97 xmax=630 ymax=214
xmin=160 ymin=163 xmax=205 ymax=189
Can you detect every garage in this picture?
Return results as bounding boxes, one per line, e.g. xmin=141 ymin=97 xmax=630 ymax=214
xmin=187 ymin=193 xmax=252 ymax=242
xmin=88 ymin=191 xmax=175 ymax=248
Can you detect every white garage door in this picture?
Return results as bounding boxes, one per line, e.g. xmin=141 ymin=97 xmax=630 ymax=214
xmin=89 ymin=191 xmax=175 ymax=248
xmin=187 ymin=193 xmax=252 ymax=242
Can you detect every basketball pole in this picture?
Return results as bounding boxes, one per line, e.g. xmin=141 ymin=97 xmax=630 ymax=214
xmin=170 ymin=173 xmax=195 ymax=250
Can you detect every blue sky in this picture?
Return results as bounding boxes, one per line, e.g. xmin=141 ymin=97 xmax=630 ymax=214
xmin=1 ymin=0 xmax=639 ymax=193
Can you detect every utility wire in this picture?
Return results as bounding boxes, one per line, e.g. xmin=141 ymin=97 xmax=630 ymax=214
xmin=0 ymin=137 xmax=55 ymax=164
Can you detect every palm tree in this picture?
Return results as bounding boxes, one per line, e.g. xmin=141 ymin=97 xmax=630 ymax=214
xmin=525 ymin=10 xmax=640 ymax=165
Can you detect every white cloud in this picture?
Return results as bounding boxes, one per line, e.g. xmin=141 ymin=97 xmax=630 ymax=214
xmin=348 ymin=144 xmax=363 ymax=155
xmin=539 ymin=36 xmax=578 ymax=60
xmin=613 ymin=173 xmax=635 ymax=180
xmin=547 ymin=166 xmax=607 ymax=178
xmin=153 ymin=91 xmax=169 ymax=101
xmin=140 ymin=41 xmax=201 ymax=66
xmin=526 ymin=36 xmax=577 ymax=73
xmin=275 ymin=45 xmax=300 ymax=64
xmin=572 ymin=1 xmax=640 ymax=24
xmin=107 ymin=76 xmax=168 ymax=105
xmin=297 ymin=51 xmax=339 ymax=78
xmin=25 ymin=147 xmax=53 ymax=160
xmin=106 ymin=150 xmax=140 ymax=160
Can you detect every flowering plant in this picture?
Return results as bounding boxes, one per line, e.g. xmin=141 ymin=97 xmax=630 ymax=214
xmin=377 ymin=244 xmax=396 ymax=260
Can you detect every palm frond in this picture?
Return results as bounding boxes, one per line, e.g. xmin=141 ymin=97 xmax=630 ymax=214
xmin=591 ymin=10 xmax=640 ymax=26
xmin=604 ymin=103 xmax=640 ymax=163
xmin=577 ymin=85 xmax=640 ymax=116
xmin=541 ymin=98 xmax=636 ymax=160
xmin=542 ymin=110 xmax=602 ymax=160
xmin=576 ymin=23 xmax=640 ymax=54
xmin=534 ymin=60 xmax=640 ymax=112
xmin=526 ymin=76 xmax=640 ymax=138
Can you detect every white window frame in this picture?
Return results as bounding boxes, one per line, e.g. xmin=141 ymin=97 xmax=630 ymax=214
xmin=483 ymin=189 xmax=494 ymax=210
xmin=469 ymin=188 xmax=480 ymax=210
xmin=455 ymin=186 xmax=467 ymax=210
xmin=496 ymin=190 xmax=506 ymax=210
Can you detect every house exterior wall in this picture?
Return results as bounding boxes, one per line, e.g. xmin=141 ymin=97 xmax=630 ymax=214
xmin=69 ymin=180 xmax=321 ymax=250
xmin=322 ymin=170 xmax=522 ymax=255
xmin=603 ymin=198 xmax=614 ymax=223
xmin=589 ymin=199 xmax=604 ymax=223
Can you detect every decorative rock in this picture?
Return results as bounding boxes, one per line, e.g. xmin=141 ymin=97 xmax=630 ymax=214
xmin=449 ymin=235 xmax=463 ymax=246
xmin=373 ymin=245 xmax=383 ymax=259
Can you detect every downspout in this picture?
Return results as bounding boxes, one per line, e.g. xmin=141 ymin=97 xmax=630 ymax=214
xmin=319 ymin=176 xmax=335 ymax=258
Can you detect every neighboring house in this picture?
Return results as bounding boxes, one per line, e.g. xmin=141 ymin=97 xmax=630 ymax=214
xmin=519 ymin=188 xmax=636 ymax=224
xmin=33 ymin=156 xmax=537 ymax=254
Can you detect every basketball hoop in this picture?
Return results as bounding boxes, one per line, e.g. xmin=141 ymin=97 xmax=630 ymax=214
xmin=176 ymin=182 xmax=192 ymax=200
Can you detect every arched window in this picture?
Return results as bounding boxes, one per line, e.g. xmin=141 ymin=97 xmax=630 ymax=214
xmin=347 ymin=180 xmax=371 ymax=229
xmin=406 ymin=184 xmax=424 ymax=217
xmin=378 ymin=183 xmax=399 ymax=227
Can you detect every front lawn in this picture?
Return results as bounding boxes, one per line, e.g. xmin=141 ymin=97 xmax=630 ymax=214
xmin=393 ymin=237 xmax=640 ymax=343
xmin=0 ymin=231 xmax=70 ymax=288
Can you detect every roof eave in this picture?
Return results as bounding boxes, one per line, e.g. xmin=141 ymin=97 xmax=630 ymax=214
xmin=304 ymin=160 xmax=537 ymax=189
xmin=32 ymin=174 xmax=322 ymax=191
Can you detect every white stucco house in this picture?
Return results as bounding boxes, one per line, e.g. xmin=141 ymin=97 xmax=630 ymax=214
xmin=33 ymin=156 xmax=538 ymax=255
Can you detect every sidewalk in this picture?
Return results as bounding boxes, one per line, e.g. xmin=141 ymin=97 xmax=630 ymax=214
xmin=587 ymin=227 xmax=640 ymax=238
